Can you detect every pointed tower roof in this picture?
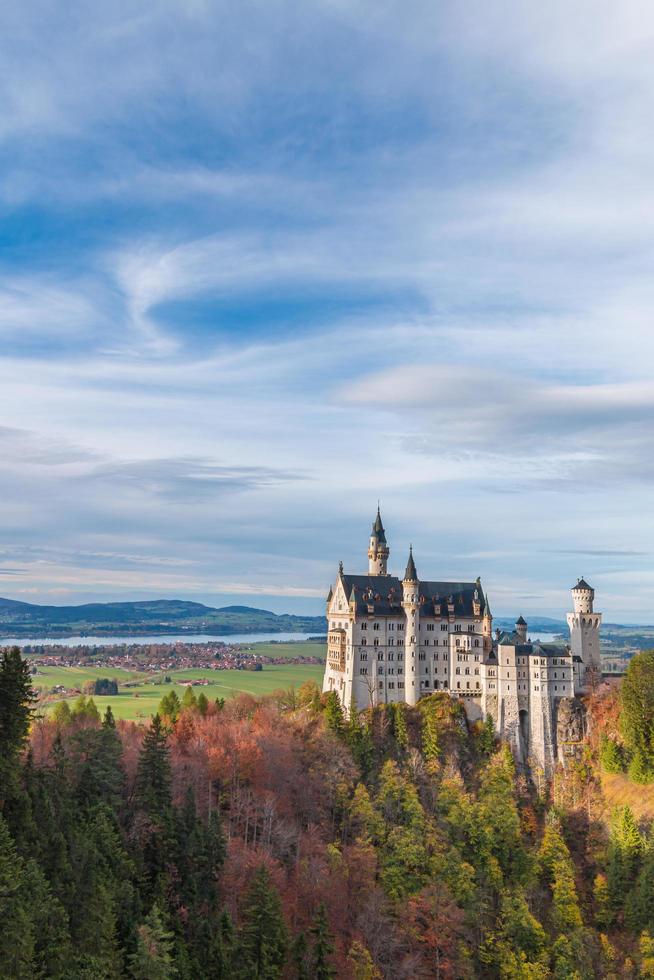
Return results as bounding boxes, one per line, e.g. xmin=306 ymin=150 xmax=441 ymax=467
xmin=516 ymin=615 xmax=527 ymax=626
xmin=484 ymin=592 xmax=492 ymax=617
xmin=371 ymin=505 xmax=386 ymax=544
xmin=573 ymin=577 xmax=592 ymax=591
xmin=404 ymin=545 xmax=418 ymax=582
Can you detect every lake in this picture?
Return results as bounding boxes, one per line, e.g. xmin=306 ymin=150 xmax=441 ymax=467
xmin=0 ymin=631 xmax=324 ymax=648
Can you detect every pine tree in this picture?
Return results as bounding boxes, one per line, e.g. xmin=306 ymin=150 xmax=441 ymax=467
xmin=181 ymin=686 xmax=197 ymax=712
xmin=236 ymin=866 xmax=288 ymax=978
xmin=129 ymin=905 xmax=177 ymax=979
xmin=629 ymin=747 xmax=654 ymax=784
xmin=158 ymin=690 xmax=181 ymax=723
xmin=0 ymin=814 xmax=35 ymax=978
xmin=323 ymin=691 xmax=345 ymax=738
xmin=291 ymin=931 xmax=309 ymax=980
xmin=607 ymin=805 xmax=643 ymax=918
xmin=0 ymin=646 xmax=35 ymax=808
xmin=621 ymin=651 xmax=654 ymax=768
xmin=599 ymin=734 xmax=625 ymax=773
xmin=420 ymin=707 xmax=440 ymax=764
xmin=392 ymin=702 xmax=409 ymax=751
xmin=310 ymin=903 xmax=336 ymax=979
xmin=134 ymin=714 xmax=174 ymax=893
xmin=593 ymin=873 xmax=611 ymax=930
xmin=551 ymin=859 xmax=583 ymax=932
xmin=197 ymin=692 xmax=209 ymax=716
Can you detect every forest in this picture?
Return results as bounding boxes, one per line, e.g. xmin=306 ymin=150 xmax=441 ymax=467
xmin=2 ymin=645 xmax=654 ymax=978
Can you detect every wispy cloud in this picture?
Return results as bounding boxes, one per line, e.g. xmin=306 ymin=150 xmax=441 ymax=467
xmin=1 ymin=1 xmax=654 ymax=617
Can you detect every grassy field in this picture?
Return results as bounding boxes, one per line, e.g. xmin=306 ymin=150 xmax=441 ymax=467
xmin=36 ymin=662 xmax=325 ymax=721
xmin=601 ymin=772 xmax=654 ymax=823
xmin=241 ymin=640 xmax=325 ymax=661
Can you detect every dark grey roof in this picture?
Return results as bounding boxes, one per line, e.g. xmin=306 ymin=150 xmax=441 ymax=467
xmin=371 ymin=507 xmax=387 ymax=544
xmin=516 ymin=616 xmax=527 ymax=626
xmin=404 ymin=546 xmax=418 ymax=582
xmin=573 ymin=577 xmax=592 ymax=591
xmin=340 ymin=572 xmax=486 ymax=617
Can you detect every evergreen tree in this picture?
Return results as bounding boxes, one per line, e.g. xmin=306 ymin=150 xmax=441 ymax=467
xmin=599 ymin=734 xmax=625 ymax=773
xmin=640 ymin=931 xmax=654 ymax=978
xmin=607 ymin=806 xmax=643 ymax=918
xmin=323 ymin=691 xmax=345 ymax=738
xmin=310 ymin=902 xmax=336 ymax=979
xmin=52 ymin=700 xmax=72 ymax=726
xmin=629 ymin=747 xmax=654 ymax=784
xmin=197 ymin=692 xmax=209 ymax=716
xmin=346 ymin=942 xmax=381 ymax=980
xmin=0 ymin=646 xmax=34 ymax=808
xmin=0 ymin=814 xmax=35 ymax=978
xmin=181 ymin=686 xmax=197 ymax=712
xmin=420 ymin=702 xmax=440 ymax=764
xmin=621 ymin=651 xmax=654 ymax=768
xmin=129 ymin=905 xmax=177 ymax=979
xmin=392 ymin=702 xmax=409 ymax=751
xmin=134 ymin=715 xmax=174 ymax=893
xmin=291 ymin=930 xmax=309 ymax=980
xmin=158 ymin=690 xmax=181 ymax=723
xmin=236 ymin=866 xmax=288 ymax=978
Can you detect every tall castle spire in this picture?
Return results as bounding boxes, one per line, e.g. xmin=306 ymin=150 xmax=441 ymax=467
xmin=368 ymin=505 xmax=390 ymax=575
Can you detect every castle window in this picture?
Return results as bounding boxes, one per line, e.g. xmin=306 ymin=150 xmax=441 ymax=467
xmin=373 ymin=622 xmax=380 ymax=630
xmin=424 ymin=638 xmax=429 ymax=646
xmin=389 ymin=652 xmax=394 ymax=661
xmin=419 ymin=653 xmax=426 ymax=661
xmin=389 ymin=623 xmax=394 ymax=630
xmin=361 ymin=638 xmax=367 ymax=646
xmin=476 ymin=682 xmax=480 ymax=689
xmin=465 ymin=667 xmax=470 ymax=675
xmin=468 ymin=625 xmax=474 ymax=632
xmin=474 ymin=639 xmax=480 ymax=647
xmin=388 ymin=682 xmax=395 ymax=689
xmin=361 ymin=623 xmax=367 ymax=630
xmin=378 ymin=653 xmax=383 ymax=661
xmin=454 ymin=624 xmax=462 ymax=632
xmin=379 ymin=681 xmax=383 ymax=689
xmin=475 ymin=668 xmax=479 ymax=675
xmin=373 ymin=638 xmax=379 ymax=647
xmin=457 ymin=681 xmax=461 ymax=689
xmin=359 ymin=667 xmax=368 ymax=675
xmin=398 ymin=681 xmax=404 ymax=689
xmin=361 ymin=652 xmax=367 ymax=661
xmin=389 ymin=638 xmax=394 ymax=646
xmin=456 ymin=667 xmax=461 ymax=675
xmin=378 ymin=667 xmax=384 ymax=675
xmin=427 ymin=623 xmax=434 ymax=631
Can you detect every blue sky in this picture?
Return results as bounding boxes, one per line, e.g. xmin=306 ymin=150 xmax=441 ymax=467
xmin=1 ymin=0 xmax=654 ymax=621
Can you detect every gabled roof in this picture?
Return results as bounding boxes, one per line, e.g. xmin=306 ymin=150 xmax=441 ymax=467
xmin=338 ymin=572 xmax=486 ymax=618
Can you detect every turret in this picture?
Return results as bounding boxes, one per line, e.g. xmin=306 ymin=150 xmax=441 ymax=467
xmin=368 ymin=506 xmax=390 ymax=575
xmin=515 ymin=616 xmax=528 ymax=642
xmin=571 ymin=578 xmax=594 ymax=614
xmin=402 ymin=546 xmax=419 ymax=706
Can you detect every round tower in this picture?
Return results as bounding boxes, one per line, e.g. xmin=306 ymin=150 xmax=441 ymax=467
xmin=402 ymin=546 xmax=419 ymax=706
xmin=368 ymin=506 xmax=390 ymax=576
xmin=566 ymin=578 xmax=602 ymax=688
xmin=515 ymin=616 xmax=528 ymax=642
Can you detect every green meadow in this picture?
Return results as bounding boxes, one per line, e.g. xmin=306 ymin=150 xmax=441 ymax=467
xmin=34 ymin=661 xmax=325 ymax=721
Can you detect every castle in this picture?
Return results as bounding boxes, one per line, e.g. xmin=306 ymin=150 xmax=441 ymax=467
xmin=322 ymin=508 xmax=602 ymax=771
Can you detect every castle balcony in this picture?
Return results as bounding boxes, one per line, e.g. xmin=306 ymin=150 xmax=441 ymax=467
xmin=327 ymin=629 xmax=347 ymax=672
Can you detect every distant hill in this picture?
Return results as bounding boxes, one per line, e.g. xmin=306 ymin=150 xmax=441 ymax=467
xmin=494 ymin=616 xmax=567 ymax=633
xmin=0 ymin=597 xmax=327 ymax=638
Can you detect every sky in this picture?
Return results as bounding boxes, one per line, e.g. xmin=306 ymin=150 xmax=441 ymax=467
xmin=1 ymin=1 xmax=654 ymax=621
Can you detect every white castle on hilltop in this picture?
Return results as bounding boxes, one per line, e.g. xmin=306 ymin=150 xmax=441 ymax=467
xmin=322 ymin=508 xmax=602 ymax=770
